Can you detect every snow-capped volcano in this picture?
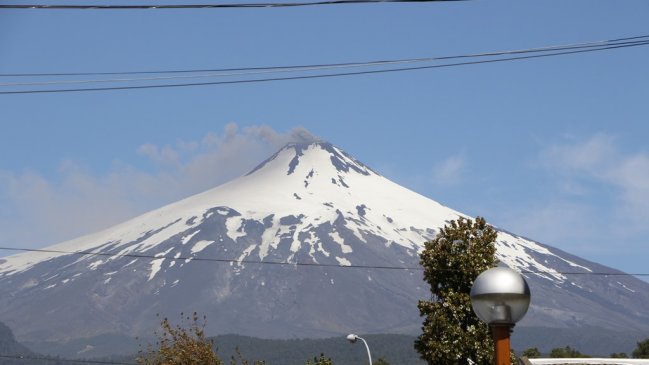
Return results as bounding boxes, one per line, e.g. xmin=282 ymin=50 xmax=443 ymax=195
xmin=1 ymin=142 xmax=456 ymax=274
xmin=0 ymin=142 xmax=648 ymax=342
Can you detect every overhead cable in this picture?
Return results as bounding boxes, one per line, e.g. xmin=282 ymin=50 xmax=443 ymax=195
xmin=1 ymin=37 xmax=648 ymax=88
xmin=1 ymin=41 xmax=648 ymax=95
xmin=1 ymin=35 xmax=647 ymax=78
xmin=0 ymin=246 xmax=647 ymax=277
xmin=0 ymin=354 xmax=136 ymax=365
xmin=0 ymin=0 xmax=465 ymax=10
xmin=0 ymin=246 xmax=423 ymax=270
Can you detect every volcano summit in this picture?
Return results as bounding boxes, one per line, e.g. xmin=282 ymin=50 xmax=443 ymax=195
xmin=0 ymin=142 xmax=648 ymax=342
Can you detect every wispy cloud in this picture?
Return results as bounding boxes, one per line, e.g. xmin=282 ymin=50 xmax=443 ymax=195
xmin=432 ymin=155 xmax=465 ymax=185
xmin=0 ymin=124 xmax=316 ymax=249
xmin=504 ymin=133 xmax=649 ymax=254
xmin=541 ymin=134 xmax=649 ymax=230
xmin=541 ymin=134 xmax=617 ymax=174
xmin=498 ymin=200 xmax=600 ymax=252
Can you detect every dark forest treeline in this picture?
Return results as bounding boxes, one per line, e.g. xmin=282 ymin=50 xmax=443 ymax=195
xmin=3 ymin=321 xmax=648 ymax=365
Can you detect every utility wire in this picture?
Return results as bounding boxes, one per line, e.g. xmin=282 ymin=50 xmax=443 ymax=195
xmin=1 ymin=246 xmax=647 ymax=277
xmin=0 ymin=246 xmax=423 ymax=270
xmin=1 ymin=37 xmax=648 ymax=88
xmin=2 ymin=35 xmax=647 ymax=78
xmin=2 ymin=41 xmax=648 ymax=95
xmin=0 ymin=0 xmax=465 ymax=10
xmin=0 ymin=354 xmax=137 ymax=365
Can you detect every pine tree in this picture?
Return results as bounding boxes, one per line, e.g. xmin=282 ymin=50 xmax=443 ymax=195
xmin=415 ymin=217 xmax=498 ymax=365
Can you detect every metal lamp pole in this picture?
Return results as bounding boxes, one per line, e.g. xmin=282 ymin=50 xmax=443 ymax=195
xmin=491 ymin=323 xmax=511 ymax=365
xmin=347 ymin=334 xmax=372 ymax=365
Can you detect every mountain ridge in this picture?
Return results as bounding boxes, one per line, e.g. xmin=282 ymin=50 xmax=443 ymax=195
xmin=0 ymin=141 xmax=648 ymax=342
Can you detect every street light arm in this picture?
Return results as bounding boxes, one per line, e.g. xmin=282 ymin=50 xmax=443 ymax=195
xmin=357 ymin=336 xmax=372 ymax=365
xmin=347 ymin=334 xmax=372 ymax=365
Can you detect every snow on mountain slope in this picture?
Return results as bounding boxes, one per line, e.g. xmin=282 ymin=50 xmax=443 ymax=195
xmin=0 ymin=142 xmax=585 ymax=281
xmin=0 ymin=141 xmax=647 ymax=341
xmin=0 ymin=142 xmax=455 ymax=274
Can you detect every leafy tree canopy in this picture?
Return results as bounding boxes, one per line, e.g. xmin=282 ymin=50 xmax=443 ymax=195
xmin=633 ymin=338 xmax=649 ymax=358
xmin=137 ymin=312 xmax=223 ymax=365
xmin=549 ymin=346 xmax=589 ymax=358
xmin=230 ymin=347 xmax=265 ymax=365
xmin=373 ymin=358 xmax=391 ymax=365
xmin=415 ymin=217 xmax=499 ymax=365
xmin=522 ymin=348 xmax=541 ymax=358
xmin=306 ymin=353 xmax=333 ymax=365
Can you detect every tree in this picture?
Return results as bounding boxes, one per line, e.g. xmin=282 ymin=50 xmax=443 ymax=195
xmin=633 ymin=338 xmax=649 ymax=358
xmin=373 ymin=358 xmax=391 ymax=365
xmin=306 ymin=353 xmax=333 ymax=365
xmin=415 ymin=217 xmax=499 ymax=365
xmin=522 ymin=348 xmax=542 ymax=358
xmin=137 ymin=312 xmax=223 ymax=365
xmin=610 ymin=353 xmax=628 ymax=358
xmin=549 ymin=346 xmax=588 ymax=358
xmin=230 ymin=347 xmax=265 ymax=365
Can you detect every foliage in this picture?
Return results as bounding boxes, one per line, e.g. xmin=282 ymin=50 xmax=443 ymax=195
xmin=633 ymin=338 xmax=649 ymax=358
xmin=306 ymin=353 xmax=333 ymax=365
xmin=610 ymin=352 xmax=629 ymax=358
xmin=373 ymin=358 xmax=391 ymax=365
xmin=415 ymin=217 xmax=499 ymax=365
xmin=230 ymin=346 xmax=265 ymax=365
xmin=522 ymin=348 xmax=541 ymax=358
xmin=195 ymin=333 xmax=423 ymax=365
xmin=137 ymin=312 xmax=224 ymax=365
xmin=549 ymin=346 xmax=589 ymax=358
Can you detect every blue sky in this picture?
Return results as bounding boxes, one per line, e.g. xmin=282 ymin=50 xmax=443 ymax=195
xmin=0 ymin=0 xmax=648 ymax=281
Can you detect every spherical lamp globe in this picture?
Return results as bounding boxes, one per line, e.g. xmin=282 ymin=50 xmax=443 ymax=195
xmin=470 ymin=267 xmax=531 ymax=326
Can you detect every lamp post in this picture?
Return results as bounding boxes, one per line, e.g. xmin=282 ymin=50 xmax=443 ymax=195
xmin=470 ymin=267 xmax=531 ymax=365
xmin=347 ymin=334 xmax=372 ymax=365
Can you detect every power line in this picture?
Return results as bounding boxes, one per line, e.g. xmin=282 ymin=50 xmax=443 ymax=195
xmin=0 ymin=246 xmax=423 ymax=270
xmin=0 ymin=354 xmax=136 ymax=365
xmin=1 ymin=246 xmax=648 ymax=277
xmin=1 ymin=41 xmax=648 ymax=95
xmin=2 ymin=35 xmax=647 ymax=78
xmin=0 ymin=0 xmax=465 ymax=10
xmin=2 ymin=37 xmax=648 ymax=88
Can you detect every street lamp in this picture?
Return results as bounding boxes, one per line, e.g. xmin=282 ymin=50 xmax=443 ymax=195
xmin=470 ymin=267 xmax=531 ymax=365
xmin=347 ymin=334 xmax=372 ymax=365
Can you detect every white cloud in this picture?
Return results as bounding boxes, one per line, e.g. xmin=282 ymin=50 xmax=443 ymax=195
xmin=501 ymin=133 xmax=649 ymax=254
xmin=541 ymin=134 xmax=649 ymax=229
xmin=0 ymin=167 xmax=140 ymax=248
xmin=137 ymin=144 xmax=180 ymax=167
xmin=541 ymin=133 xmax=617 ymax=174
xmin=497 ymin=200 xmax=600 ymax=252
xmin=0 ymin=124 xmax=317 ymax=249
xmin=609 ymin=153 xmax=649 ymax=223
xmin=432 ymin=155 xmax=465 ymax=185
